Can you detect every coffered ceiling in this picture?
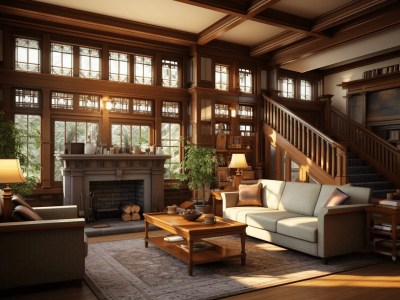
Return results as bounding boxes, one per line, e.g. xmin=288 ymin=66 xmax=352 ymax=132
xmin=2 ymin=0 xmax=400 ymax=72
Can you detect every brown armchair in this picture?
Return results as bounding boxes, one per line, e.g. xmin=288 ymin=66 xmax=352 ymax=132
xmin=0 ymin=204 xmax=87 ymax=290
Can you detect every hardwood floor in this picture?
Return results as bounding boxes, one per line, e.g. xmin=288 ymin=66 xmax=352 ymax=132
xmin=4 ymin=231 xmax=400 ymax=300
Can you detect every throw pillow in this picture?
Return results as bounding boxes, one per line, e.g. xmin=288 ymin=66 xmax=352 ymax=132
xmin=12 ymin=205 xmax=43 ymax=221
xmin=237 ymin=183 xmax=262 ymax=206
xmin=11 ymin=194 xmax=34 ymax=210
xmin=324 ymin=188 xmax=350 ymax=207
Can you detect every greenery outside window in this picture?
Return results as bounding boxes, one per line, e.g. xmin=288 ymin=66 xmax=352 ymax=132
xmin=134 ymin=55 xmax=153 ymax=85
xmin=51 ymin=43 xmax=73 ymax=76
xmin=239 ymin=68 xmax=253 ymax=93
xmin=278 ymin=76 xmax=294 ymax=98
xmin=79 ymin=47 xmax=101 ymax=79
xmin=109 ymin=51 xmax=129 ymax=82
xmin=54 ymin=120 xmax=99 ymax=181
xmin=111 ymin=124 xmax=150 ymax=149
xmin=109 ymin=97 xmax=130 ymax=113
xmin=14 ymin=114 xmax=41 ymax=181
xmin=300 ymin=79 xmax=312 ymax=100
xmin=15 ymin=37 xmax=40 ymax=73
xmin=161 ymin=122 xmax=181 ymax=179
xmin=162 ymin=59 xmax=178 ymax=88
xmin=215 ymin=64 xmax=229 ymax=91
xmin=79 ymin=94 xmax=100 ymax=111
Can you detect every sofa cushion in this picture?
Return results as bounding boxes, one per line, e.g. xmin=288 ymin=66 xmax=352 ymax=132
xmin=278 ymin=182 xmax=321 ymax=216
xmin=324 ymin=188 xmax=350 ymax=207
xmin=277 ymin=217 xmax=318 ymax=243
xmin=246 ymin=210 xmax=303 ymax=232
xmin=258 ymin=179 xmax=286 ymax=209
xmin=224 ymin=207 xmax=273 ymax=223
xmin=237 ymin=183 xmax=262 ymax=206
xmin=11 ymin=194 xmax=34 ymax=210
xmin=12 ymin=205 xmax=43 ymax=221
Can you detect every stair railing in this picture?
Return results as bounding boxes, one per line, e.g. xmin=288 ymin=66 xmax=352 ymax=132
xmin=264 ymin=95 xmax=347 ymax=183
xmin=330 ymin=107 xmax=400 ymax=187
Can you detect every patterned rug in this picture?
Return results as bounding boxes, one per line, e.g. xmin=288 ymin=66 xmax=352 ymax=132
xmin=85 ymin=236 xmax=384 ymax=300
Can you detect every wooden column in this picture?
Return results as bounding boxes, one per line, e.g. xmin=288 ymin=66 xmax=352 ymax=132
xmin=41 ymin=88 xmax=52 ymax=188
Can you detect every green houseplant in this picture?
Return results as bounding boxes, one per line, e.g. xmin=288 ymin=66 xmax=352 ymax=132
xmin=178 ymin=142 xmax=219 ymax=212
xmin=0 ymin=111 xmax=37 ymax=195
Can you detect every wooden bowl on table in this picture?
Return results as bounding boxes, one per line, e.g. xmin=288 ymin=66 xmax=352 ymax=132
xmin=179 ymin=210 xmax=202 ymax=222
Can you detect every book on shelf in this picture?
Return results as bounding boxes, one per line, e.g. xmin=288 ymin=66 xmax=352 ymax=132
xmin=180 ymin=241 xmax=216 ymax=252
xmin=373 ymin=223 xmax=400 ymax=231
xmin=163 ymin=235 xmax=184 ymax=242
xmin=378 ymin=199 xmax=400 ymax=207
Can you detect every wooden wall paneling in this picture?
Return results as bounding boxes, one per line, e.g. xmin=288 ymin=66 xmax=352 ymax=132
xmin=41 ymin=88 xmax=52 ymax=188
xmin=101 ymin=44 xmax=109 ymax=81
xmin=41 ymin=33 xmax=50 ymax=74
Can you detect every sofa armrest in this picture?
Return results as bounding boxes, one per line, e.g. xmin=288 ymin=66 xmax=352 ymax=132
xmin=33 ymin=205 xmax=78 ymax=220
xmin=222 ymin=191 xmax=239 ymax=211
xmin=317 ymin=204 xmax=370 ymax=258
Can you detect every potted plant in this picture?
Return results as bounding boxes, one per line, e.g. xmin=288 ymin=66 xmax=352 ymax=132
xmin=178 ymin=142 xmax=219 ymax=213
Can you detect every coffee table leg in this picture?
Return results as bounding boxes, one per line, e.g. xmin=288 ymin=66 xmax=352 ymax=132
xmin=188 ymin=239 xmax=194 ymax=276
xmin=144 ymin=218 xmax=149 ymax=248
xmin=240 ymin=232 xmax=246 ymax=265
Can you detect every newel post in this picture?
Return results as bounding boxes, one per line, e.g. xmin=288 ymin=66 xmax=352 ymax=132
xmin=334 ymin=146 xmax=347 ymax=185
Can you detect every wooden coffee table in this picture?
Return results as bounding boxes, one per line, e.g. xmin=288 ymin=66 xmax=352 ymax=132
xmin=143 ymin=212 xmax=247 ymax=276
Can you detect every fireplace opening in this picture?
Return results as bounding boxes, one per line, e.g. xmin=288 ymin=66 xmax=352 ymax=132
xmin=89 ymin=180 xmax=144 ymax=220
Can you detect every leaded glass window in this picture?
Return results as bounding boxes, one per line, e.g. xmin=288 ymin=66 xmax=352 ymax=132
xmin=14 ymin=114 xmax=41 ymax=180
xmin=134 ymin=55 xmax=152 ymax=85
xmin=54 ymin=121 xmax=99 ymax=180
xmin=132 ymin=99 xmax=152 ymax=115
xmin=162 ymin=101 xmax=180 ymax=118
xmin=215 ymin=103 xmax=229 ymax=119
xmin=238 ymin=105 xmax=254 ymax=120
xmin=51 ymin=43 xmax=73 ymax=76
xmin=79 ymin=94 xmax=100 ymax=111
xmin=300 ymin=79 xmax=312 ymax=100
xmin=15 ymin=89 xmax=40 ymax=108
xmin=161 ymin=122 xmax=181 ymax=179
xmin=79 ymin=47 xmax=101 ymax=79
xmin=239 ymin=68 xmax=253 ymax=93
xmin=278 ymin=76 xmax=294 ymax=98
xmin=215 ymin=64 xmax=229 ymax=91
xmin=15 ymin=37 xmax=40 ymax=73
xmin=162 ymin=59 xmax=178 ymax=88
xmin=51 ymin=92 xmax=74 ymax=110
xmin=109 ymin=97 xmax=129 ymax=113
xmin=109 ymin=51 xmax=129 ymax=82
xmin=240 ymin=124 xmax=254 ymax=136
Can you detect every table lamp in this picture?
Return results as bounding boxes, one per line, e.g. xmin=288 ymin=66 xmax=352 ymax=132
xmin=228 ymin=153 xmax=248 ymax=190
xmin=0 ymin=159 xmax=26 ymax=222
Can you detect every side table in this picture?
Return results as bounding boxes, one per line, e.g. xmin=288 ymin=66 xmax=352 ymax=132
xmin=365 ymin=205 xmax=400 ymax=261
xmin=211 ymin=188 xmax=236 ymax=216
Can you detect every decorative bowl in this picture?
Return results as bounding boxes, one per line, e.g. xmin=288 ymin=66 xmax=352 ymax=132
xmin=179 ymin=211 xmax=202 ymax=222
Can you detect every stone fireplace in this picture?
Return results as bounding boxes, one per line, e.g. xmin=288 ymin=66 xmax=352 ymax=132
xmin=59 ymin=154 xmax=169 ymax=218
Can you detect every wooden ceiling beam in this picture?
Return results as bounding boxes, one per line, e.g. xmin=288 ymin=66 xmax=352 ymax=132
xmin=197 ymin=0 xmax=279 ymax=45
xmin=312 ymin=0 xmax=396 ymax=32
xmin=272 ymin=6 xmax=400 ymax=67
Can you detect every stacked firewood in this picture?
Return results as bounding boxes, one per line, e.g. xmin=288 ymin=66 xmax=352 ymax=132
xmin=120 ymin=203 xmax=141 ymax=221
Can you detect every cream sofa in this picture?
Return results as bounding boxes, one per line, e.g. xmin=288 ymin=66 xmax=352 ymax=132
xmin=222 ymin=180 xmax=372 ymax=261
xmin=0 ymin=205 xmax=87 ymax=289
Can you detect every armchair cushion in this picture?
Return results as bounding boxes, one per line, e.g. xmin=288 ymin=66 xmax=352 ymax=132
xmin=237 ymin=183 xmax=262 ymax=207
xmin=12 ymin=205 xmax=43 ymax=221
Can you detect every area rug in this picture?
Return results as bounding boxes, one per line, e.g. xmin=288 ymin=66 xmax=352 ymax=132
xmin=85 ymin=236 xmax=384 ymax=300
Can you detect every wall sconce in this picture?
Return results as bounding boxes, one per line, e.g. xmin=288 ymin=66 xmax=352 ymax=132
xmin=102 ymin=96 xmax=112 ymax=110
xmin=0 ymin=159 xmax=26 ymax=221
xmin=230 ymin=106 xmax=237 ymax=118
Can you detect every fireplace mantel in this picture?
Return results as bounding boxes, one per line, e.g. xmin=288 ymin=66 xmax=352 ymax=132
xmin=59 ymin=154 xmax=170 ymax=217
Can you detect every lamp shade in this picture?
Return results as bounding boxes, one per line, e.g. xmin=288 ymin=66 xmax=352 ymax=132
xmin=0 ymin=159 xmax=27 ymax=184
xmin=228 ymin=154 xmax=248 ymax=169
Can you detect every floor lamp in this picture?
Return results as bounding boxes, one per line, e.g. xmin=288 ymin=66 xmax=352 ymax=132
xmin=228 ymin=153 xmax=249 ymax=190
xmin=0 ymin=159 xmax=26 ymax=222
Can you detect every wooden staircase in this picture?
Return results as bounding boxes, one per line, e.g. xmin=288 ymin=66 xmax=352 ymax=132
xmin=263 ymin=95 xmax=400 ymax=197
